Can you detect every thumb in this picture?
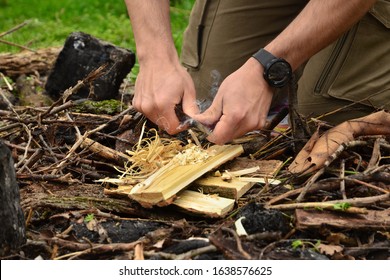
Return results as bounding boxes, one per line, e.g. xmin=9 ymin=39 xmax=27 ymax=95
xmin=193 ymin=101 xmax=222 ymax=126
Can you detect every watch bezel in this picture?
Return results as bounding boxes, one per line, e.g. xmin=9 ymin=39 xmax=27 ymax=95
xmin=263 ymin=58 xmax=292 ymax=88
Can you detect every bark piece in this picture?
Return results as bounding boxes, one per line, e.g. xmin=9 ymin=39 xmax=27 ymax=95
xmin=295 ymin=209 xmax=390 ymax=230
xmin=45 ymin=32 xmax=135 ymax=101
xmin=0 ymin=47 xmax=61 ymax=78
xmin=0 ymin=140 xmax=26 ymax=256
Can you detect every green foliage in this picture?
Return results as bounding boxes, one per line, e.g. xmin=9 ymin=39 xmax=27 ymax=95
xmin=0 ymin=0 xmax=194 ymax=78
xmin=0 ymin=0 xmax=194 ymax=53
xmin=333 ymin=202 xmax=351 ymax=211
xmin=84 ymin=213 xmax=94 ymax=223
xmin=291 ymin=239 xmax=321 ymax=251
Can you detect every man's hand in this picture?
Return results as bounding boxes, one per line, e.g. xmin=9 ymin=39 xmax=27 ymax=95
xmin=132 ymin=62 xmax=198 ymax=134
xmin=194 ymin=58 xmax=274 ymax=144
xmin=124 ymin=0 xmax=198 ymax=134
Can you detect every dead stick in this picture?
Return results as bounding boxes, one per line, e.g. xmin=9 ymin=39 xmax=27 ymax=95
xmin=340 ymin=159 xmax=347 ymax=199
xmin=223 ymin=227 xmax=252 ymax=260
xmin=0 ymin=21 xmax=30 ymax=38
xmin=266 ymin=193 xmax=390 ymax=211
xmin=296 ymin=168 xmax=325 ymax=202
xmin=51 ymin=238 xmax=140 ymax=256
xmin=366 ymin=137 xmax=382 ymax=171
xmin=0 ymin=38 xmax=36 ymax=52
xmin=267 ymin=171 xmax=390 ymax=206
xmin=143 ymin=245 xmax=218 ymax=260
xmin=51 ymin=107 xmax=133 ymax=174
xmin=17 ymin=148 xmax=43 ymax=174
xmin=346 ymin=178 xmax=389 ymax=194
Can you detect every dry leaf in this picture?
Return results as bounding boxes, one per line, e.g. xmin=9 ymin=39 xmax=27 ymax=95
xmin=317 ymin=243 xmax=343 ymax=256
xmin=289 ymin=110 xmax=390 ymax=174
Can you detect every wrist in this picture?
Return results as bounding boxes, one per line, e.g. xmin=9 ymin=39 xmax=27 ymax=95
xmin=252 ymin=48 xmax=292 ymax=88
xmin=137 ymin=45 xmax=180 ymax=67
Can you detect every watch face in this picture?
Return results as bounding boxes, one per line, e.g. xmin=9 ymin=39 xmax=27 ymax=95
xmin=265 ymin=59 xmax=292 ymax=88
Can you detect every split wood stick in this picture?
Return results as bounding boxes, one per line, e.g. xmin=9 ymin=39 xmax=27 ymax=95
xmin=129 ymin=145 xmax=244 ymax=207
xmin=173 ymin=190 xmax=235 ymax=218
xmin=192 ymin=176 xmax=254 ymax=200
xmin=81 ymin=137 xmax=131 ymax=164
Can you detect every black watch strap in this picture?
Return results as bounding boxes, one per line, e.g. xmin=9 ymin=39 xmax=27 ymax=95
xmin=252 ymin=48 xmax=275 ymax=67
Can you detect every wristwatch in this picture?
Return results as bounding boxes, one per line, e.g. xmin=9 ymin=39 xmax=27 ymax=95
xmin=252 ymin=48 xmax=292 ymax=88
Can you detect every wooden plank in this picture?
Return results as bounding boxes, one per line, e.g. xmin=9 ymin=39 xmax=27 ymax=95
xmin=173 ymin=190 xmax=235 ymax=218
xmin=192 ymin=159 xmax=283 ymax=200
xmin=129 ymin=145 xmax=244 ymax=207
xmin=191 ymin=177 xmax=254 ymax=200
xmin=295 ymin=209 xmax=390 ymax=230
xmin=222 ymin=158 xmax=283 ymax=176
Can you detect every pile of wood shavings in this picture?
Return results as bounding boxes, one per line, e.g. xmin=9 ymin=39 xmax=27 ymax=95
xmin=172 ymin=144 xmax=214 ymax=166
xmin=120 ymin=128 xmax=184 ymax=180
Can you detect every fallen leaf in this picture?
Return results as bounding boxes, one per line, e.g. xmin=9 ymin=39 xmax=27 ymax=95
xmin=288 ymin=111 xmax=390 ymax=174
xmin=317 ymin=243 xmax=343 ymax=256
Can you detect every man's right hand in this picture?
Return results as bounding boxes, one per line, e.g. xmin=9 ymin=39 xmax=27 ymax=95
xmin=124 ymin=0 xmax=198 ymax=135
xmin=132 ymin=62 xmax=199 ymax=135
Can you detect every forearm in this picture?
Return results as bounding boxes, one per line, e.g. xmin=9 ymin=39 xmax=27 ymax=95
xmin=124 ymin=0 xmax=179 ymax=65
xmin=266 ymin=0 xmax=377 ymax=70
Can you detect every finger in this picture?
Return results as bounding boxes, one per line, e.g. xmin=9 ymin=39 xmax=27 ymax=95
xmin=193 ymin=101 xmax=222 ymax=127
xmin=181 ymin=87 xmax=200 ymax=118
xmin=206 ymin=115 xmax=245 ymax=145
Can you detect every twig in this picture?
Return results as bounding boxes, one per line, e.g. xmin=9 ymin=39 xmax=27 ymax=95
xmin=0 ymin=21 xmax=30 ymax=38
xmin=266 ymin=193 xmax=390 ymax=211
xmin=51 ymin=107 xmax=133 ymax=174
xmin=222 ymin=227 xmax=252 ymax=260
xmin=134 ymin=243 xmax=144 ymax=260
xmin=366 ymin=137 xmax=382 ymax=171
xmin=14 ymin=124 xmax=33 ymax=169
xmin=52 ymin=238 xmax=140 ymax=260
xmin=296 ymin=168 xmax=325 ymax=202
xmin=0 ymin=88 xmax=18 ymax=114
xmin=345 ymin=178 xmax=389 ymax=194
xmin=0 ymin=38 xmax=36 ymax=52
xmin=1 ymin=72 xmax=13 ymax=90
xmin=340 ymin=159 xmax=347 ymax=199
xmin=17 ymin=148 xmax=43 ymax=174
xmin=143 ymin=244 xmax=218 ymax=260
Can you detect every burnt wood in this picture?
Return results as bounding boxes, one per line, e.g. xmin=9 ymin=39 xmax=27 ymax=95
xmin=45 ymin=32 xmax=135 ymax=101
xmin=0 ymin=140 xmax=26 ymax=256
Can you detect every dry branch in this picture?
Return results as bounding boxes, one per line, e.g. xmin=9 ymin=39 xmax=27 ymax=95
xmin=0 ymin=47 xmax=61 ymax=77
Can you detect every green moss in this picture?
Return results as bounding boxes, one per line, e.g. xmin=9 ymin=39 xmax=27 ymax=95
xmin=74 ymin=99 xmax=123 ymax=115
